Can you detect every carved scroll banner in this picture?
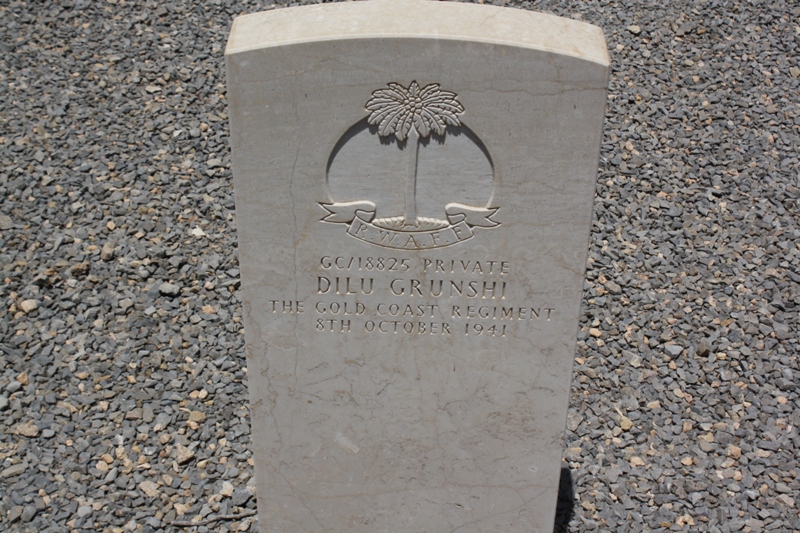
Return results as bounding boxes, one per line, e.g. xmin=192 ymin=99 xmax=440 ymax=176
xmin=321 ymin=201 xmax=499 ymax=250
xmin=226 ymin=1 xmax=608 ymax=531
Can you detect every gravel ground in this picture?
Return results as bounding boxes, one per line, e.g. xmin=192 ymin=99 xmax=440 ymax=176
xmin=1 ymin=0 xmax=798 ymax=532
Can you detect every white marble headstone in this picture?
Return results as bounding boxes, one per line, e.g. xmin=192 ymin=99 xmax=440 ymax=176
xmin=226 ymin=1 xmax=608 ymax=531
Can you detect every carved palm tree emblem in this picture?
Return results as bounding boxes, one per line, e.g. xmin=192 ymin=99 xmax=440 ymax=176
xmin=366 ymin=81 xmax=465 ymax=227
xmin=320 ymin=81 xmax=499 ymax=250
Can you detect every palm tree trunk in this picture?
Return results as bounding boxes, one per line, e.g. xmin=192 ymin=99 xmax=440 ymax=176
xmin=404 ymin=130 xmax=419 ymax=226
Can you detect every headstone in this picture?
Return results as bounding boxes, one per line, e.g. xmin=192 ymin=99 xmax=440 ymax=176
xmin=226 ymin=1 xmax=608 ymax=531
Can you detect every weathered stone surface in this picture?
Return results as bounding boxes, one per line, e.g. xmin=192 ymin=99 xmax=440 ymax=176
xmin=19 ymin=299 xmax=38 ymax=314
xmin=226 ymin=1 xmax=608 ymax=531
xmin=16 ymin=421 xmax=39 ymax=437
xmin=100 ymin=241 xmax=115 ymax=261
xmin=175 ymin=444 xmax=195 ymax=464
xmin=139 ymin=480 xmax=160 ymax=498
xmin=188 ymin=410 xmax=206 ymax=423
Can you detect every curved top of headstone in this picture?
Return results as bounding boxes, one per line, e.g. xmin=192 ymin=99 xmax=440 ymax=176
xmin=226 ymin=0 xmax=609 ymax=67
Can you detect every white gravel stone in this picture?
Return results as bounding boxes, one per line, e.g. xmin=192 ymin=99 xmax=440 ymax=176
xmin=19 ymin=300 xmax=38 ymax=313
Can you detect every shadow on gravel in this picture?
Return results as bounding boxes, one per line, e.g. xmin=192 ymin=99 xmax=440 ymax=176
xmin=553 ymin=467 xmax=574 ymax=533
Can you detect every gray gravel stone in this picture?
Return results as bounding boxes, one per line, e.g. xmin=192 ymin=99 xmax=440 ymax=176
xmin=21 ymin=504 xmax=37 ymax=522
xmin=0 ymin=463 xmax=27 ymax=479
xmin=159 ymin=282 xmax=182 ymax=297
xmin=232 ymin=488 xmax=254 ymax=507
xmin=7 ymin=505 xmax=23 ymax=523
xmin=664 ymin=344 xmax=684 ymax=356
xmin=1 ymin=1 xmax=798 ymax=532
